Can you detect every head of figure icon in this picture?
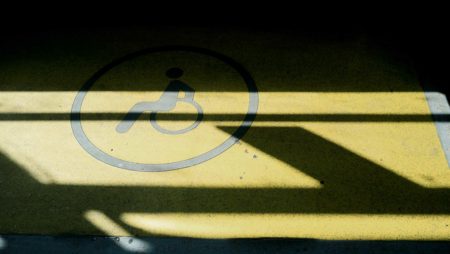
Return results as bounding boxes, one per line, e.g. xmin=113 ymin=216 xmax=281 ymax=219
xmin=166 ymin=67 xmax=184 ymax=79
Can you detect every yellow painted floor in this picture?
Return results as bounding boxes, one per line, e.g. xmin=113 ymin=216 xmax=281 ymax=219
xmin=0 ymin=27 xmax=449 ymax=240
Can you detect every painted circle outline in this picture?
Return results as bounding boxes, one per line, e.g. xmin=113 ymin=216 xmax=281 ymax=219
xmin=71 ymin=46 xmax=259 ymax=172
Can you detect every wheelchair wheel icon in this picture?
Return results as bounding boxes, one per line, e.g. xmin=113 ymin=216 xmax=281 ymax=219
xmin=150 ymin=100 xmax=203 ymax=135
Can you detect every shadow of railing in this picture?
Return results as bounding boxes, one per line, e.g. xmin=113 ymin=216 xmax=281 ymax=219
xmin=0 ymin=112 xmax=448 ymax=122
xmin=1 ymin=121 xmax=450 ymax=236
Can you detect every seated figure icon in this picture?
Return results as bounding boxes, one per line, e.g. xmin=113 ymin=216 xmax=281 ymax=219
xmin=116 ymin=67 xmax=203 ymax=135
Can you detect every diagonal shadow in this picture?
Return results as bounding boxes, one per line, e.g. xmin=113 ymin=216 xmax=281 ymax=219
xmin=1 ymin=126 xmax=450 ymax=236
xmin=217 ymin=126 xmax=450 ymax=214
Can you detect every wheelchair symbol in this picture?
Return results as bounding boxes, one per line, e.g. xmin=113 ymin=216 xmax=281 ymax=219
xmin=71 ymin=46 xmax=258 ymax=172
xmin=116 ymin=67 xmax=203 ymax=135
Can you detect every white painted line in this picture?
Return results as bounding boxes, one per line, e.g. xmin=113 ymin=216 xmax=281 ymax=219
xmin=424 ymin=91 xmax=450 ymax=167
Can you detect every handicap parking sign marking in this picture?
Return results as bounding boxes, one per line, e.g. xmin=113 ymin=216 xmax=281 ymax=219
xmin=71 ymin=46 xmax=258 ymax=172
